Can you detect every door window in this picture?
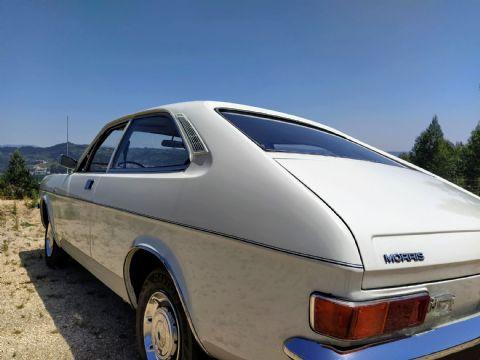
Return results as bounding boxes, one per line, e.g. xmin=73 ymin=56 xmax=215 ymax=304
xmin=86 ymin=126 xmax=125 ymax=172
xmin=111 ymin=116 xmax=189 ymax=172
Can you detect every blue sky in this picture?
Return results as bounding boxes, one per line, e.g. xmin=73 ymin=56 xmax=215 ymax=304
xmin=0 ymin=0 xmax=479 ymax=151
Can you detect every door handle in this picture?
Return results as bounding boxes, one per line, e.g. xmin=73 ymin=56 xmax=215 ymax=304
xmin=84 ymin=179 xmax=95 ymax=190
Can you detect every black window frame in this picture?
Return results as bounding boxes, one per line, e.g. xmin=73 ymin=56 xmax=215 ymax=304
xmin=76 ymin=122 xmax=129 ymax=174
xmin=216 ymin=108 xmax=404 ymax=168
xmin=108 ymin=113 xmax=191 ymax=174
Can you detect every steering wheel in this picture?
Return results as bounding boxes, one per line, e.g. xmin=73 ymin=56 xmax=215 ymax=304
xmin=117 ymin=161 xmax=145 ymax=168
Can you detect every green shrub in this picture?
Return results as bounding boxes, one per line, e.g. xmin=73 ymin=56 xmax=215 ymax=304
xmin=24 ymin=189 xmax=39 ymax=209
xmin=0 ymin=150 xmax=38 ymax=199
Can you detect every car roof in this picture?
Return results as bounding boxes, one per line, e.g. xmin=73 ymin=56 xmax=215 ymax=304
xmin=127 ymin=100 xmax=352 ymax=140
xmin=93 ymin=100 xmax=386 ymax=165
xmin=85 ymin=101 xmax=355 ymax=168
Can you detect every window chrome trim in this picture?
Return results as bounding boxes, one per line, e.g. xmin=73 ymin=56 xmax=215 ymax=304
xmin=107 ymin=164 xmax=188 ymax=174
xmin=107 ymin=118 xmax=133 ymax=171
xmin=107 ymin=112 xmax=191 ymax=174
xmin=76 ymin=120 xmax=130 ymax=173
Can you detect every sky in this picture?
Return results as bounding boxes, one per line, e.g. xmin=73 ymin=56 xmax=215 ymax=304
xmin=0 ymin=0 xmax=479 ymax=151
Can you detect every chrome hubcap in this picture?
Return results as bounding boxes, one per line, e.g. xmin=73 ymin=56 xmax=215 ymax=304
xmin=45 ymin=226 xmax=54 ymax=257
xmin=144 ymin=292 xmax=180 ymax=360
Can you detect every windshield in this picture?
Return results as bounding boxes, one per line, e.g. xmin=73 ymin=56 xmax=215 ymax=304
xmin=220 ymin=111 xmax=402 ymax=167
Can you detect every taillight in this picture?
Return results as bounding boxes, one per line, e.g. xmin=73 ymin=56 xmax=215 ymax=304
xmin=310 ymin=293 xmax=430 ymax=340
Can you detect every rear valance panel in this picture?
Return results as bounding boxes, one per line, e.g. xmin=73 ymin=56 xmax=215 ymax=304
xmin=365 ymin=232 xmax=480 ymax=288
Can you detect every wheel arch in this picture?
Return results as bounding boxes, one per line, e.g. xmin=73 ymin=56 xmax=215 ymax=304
xmin=123 ymin=241 xmax=209 ymax=355
xmin=39 ymin=195 xmax=50 ymax=228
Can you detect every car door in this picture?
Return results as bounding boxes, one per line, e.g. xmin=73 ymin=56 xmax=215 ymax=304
xmin=60 ymin=123 xmax=126 ymax=257
xmin=91 ymin=114 xmax=190 ymax=277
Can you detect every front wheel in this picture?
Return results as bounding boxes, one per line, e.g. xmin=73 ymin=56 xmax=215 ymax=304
xmin=44 ymin=223 xmax=66 ymax=268
xmin=136 ymin=269 xmax=205 ymax=360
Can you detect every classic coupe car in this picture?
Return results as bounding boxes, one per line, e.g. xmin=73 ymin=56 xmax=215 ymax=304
xmin=40 ymin=101 xmax=480 ymax=360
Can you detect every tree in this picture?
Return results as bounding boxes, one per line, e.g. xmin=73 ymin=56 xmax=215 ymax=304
xmin=452 ymin=142 xmax=466 ymax=184
xmin=398 ymin=152 xmax=411 ymax=162
xmin=0 ymin=150 xmax=37 ymax=199
xmin=462 ymin=122 xmax=480 ymax=193
xmin=408 ymin=115 xmax=457 ymax=181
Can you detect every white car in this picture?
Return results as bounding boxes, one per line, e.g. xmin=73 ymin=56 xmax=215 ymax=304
xmin=40 ymin=101 xmax=480 ymax=360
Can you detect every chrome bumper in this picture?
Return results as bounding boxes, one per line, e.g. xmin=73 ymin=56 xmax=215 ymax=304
xmin=284 ymin=315 xmax=480 ymax=360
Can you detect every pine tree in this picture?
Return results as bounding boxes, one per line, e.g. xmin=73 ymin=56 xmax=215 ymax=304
xmin=408 ymin=116 xmax=456 ymax=181
xmin=462 ymin=122 xmax=480 ymax=193
xmin=0 ymin=150 xmax=37 ymax=199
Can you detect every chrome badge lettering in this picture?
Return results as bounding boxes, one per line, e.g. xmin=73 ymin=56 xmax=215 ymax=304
xmin=383 ymin=252 xmax=424 ymax=264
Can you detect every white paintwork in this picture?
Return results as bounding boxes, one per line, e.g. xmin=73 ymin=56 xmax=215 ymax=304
xmin=40 ymin=101 xmax=480 ymax=359
xmin=275 ymin=155 xmax=480 ymax=288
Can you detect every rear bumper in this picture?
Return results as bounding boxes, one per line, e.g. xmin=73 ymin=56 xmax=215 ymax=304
xmin=284 ymin=315 xmax=480 ymax=360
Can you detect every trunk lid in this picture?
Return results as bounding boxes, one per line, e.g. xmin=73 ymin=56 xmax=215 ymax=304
xmin=275 ymin=155 xmax=480 ymax=289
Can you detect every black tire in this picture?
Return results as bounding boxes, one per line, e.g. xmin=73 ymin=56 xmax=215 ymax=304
xmin=44 ymin=223 xmax=66 ymax=268
xmin=136 ymin=269 xmax=206 ymax=360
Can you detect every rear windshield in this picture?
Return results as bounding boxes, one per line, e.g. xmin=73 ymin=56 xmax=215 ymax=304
xmin=220 ymin=111 xmax=402 ymax=167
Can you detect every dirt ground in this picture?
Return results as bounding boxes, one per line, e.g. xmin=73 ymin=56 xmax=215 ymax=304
xmin=1 ymin=200 xmax=479 ymax=360
xmin=0 ymin=200 xmax=139 ymax=359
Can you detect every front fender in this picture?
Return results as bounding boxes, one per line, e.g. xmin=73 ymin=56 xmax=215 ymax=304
xmin=39 ymin=192 xmax=65 ymax=248
xmin=39 ymin=194 xmax=50 ymax=228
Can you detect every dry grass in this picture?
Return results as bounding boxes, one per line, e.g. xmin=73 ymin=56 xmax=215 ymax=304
xmin=0 ymin=200 xmax=138 ymax=359
xmin=0 ymin=209 xmax=6 ymax=228
xmin=12 ymin=202 xmax=19 ymax=232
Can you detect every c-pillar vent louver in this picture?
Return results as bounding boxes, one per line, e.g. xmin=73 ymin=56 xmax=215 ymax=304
xmin=176 ymin=114 xmax=208 ymax=154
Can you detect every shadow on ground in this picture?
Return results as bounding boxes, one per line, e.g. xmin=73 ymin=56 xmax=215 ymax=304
xmin=19 ymin=249 xmax=478 ymax=360
xmin=444 ymin=345 xmax=480 ymax=360
xmin=19 ymin=249 xmax=140 ymax=360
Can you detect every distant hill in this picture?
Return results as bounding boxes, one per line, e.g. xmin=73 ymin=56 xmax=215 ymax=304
xmin=0 ymin=143 xmax=408 ymax=173
xmin=0 ymin=143 xmax=88 ymax=173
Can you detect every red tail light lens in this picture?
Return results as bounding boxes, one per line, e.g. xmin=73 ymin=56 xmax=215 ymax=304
xmin=310 ymin=293 xmax=430 ymax=340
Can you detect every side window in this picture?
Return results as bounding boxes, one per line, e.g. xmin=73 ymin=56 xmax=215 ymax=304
xmin=87 ymin=126 xmax=125 ymax=173
xmin=111 ymin=116 xmax=189 ymax=171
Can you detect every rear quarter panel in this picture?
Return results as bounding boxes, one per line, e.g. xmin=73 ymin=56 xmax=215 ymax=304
xmin=91 ymin=201 xmax=364 ymax=359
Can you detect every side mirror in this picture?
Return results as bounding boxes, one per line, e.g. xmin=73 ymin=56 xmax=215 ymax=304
xmin=59 ymin=154 xmax=77 ymax=169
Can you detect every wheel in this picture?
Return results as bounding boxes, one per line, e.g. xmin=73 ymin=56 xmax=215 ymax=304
xmin=137 ymin=269 xmax=205 ymax=360
xmin=44 ymin=223 xmax=66 ymax=268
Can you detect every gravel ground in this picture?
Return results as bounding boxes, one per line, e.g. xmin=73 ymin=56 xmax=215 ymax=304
xmin=0 ymin=200 xmax=139 ymax=360
xmin=1 ymin=200 xmax=479 ymax=360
